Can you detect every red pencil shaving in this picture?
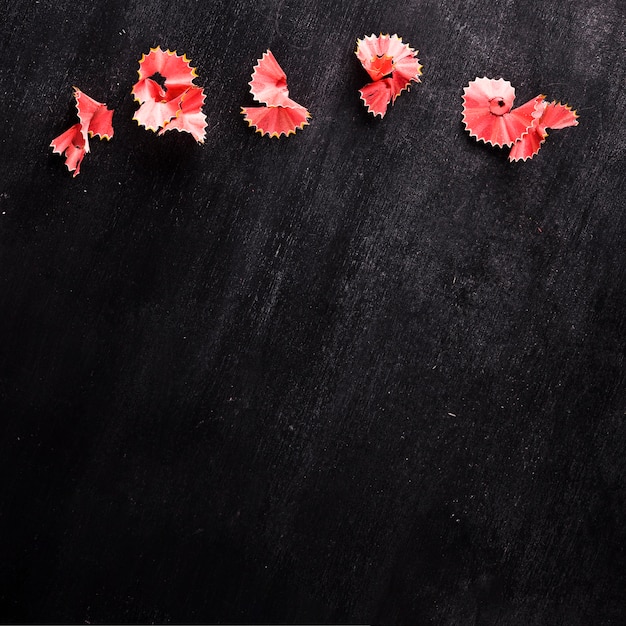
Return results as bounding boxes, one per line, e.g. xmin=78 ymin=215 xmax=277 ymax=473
xmin=241 ymin=50 xmax=310 ymax=138
xmin=462 ymin=77 xmax=578 ymax=161
xmin=462 ymin=77 xmax=542 ymax=147
xmin=50 ymin=87 xmax=114 ymax=177
xmin=132 ymin=47 xmax=207 ymax=143
xmin=355 ymin=34 xmax=422 ymax=118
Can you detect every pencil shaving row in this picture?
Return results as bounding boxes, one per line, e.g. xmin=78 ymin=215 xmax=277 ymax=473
xmin=51 ymin=39 xmax=579 ymax=176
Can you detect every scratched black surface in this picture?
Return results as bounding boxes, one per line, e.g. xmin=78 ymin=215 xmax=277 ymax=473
xmin=1 ymin=0 xmax=625 ymax=624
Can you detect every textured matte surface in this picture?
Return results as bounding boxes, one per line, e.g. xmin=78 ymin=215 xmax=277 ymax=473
xmin=1 ymin=0 xmax=625 ymax=623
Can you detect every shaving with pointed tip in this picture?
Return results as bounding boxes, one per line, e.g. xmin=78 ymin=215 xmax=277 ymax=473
xmin=241 ymin=50 xmax=310 ymax=138
xmin=132 ymin=47 xmax=207 ymax=143
xmin=355 ymin=34 xmax=422 ymax=118
xmin=50 ymin=87 xmax=114 ymax=177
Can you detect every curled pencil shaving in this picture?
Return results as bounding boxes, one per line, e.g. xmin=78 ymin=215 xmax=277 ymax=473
xmin=241 ymin=50 xmax=310 ymax=137
xmin=462 ymin=77 xmax=579 ymax=160
xmin=50 ymin=87 xmax=114 ymax=177
xmin=462 ymin=77 xmax=542 ymax=148
xmin=132 ymin=47 xmax=207 ymax=143
xmin=355 ymin=34 xmax=422 ymax=117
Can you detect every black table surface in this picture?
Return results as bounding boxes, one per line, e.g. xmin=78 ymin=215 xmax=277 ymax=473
xmin=1 ymin=0 xmax=625 ymax=623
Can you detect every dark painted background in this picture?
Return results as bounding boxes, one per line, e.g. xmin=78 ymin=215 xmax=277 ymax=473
xmin=1 ymin=0 xmax=625 ymax=623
